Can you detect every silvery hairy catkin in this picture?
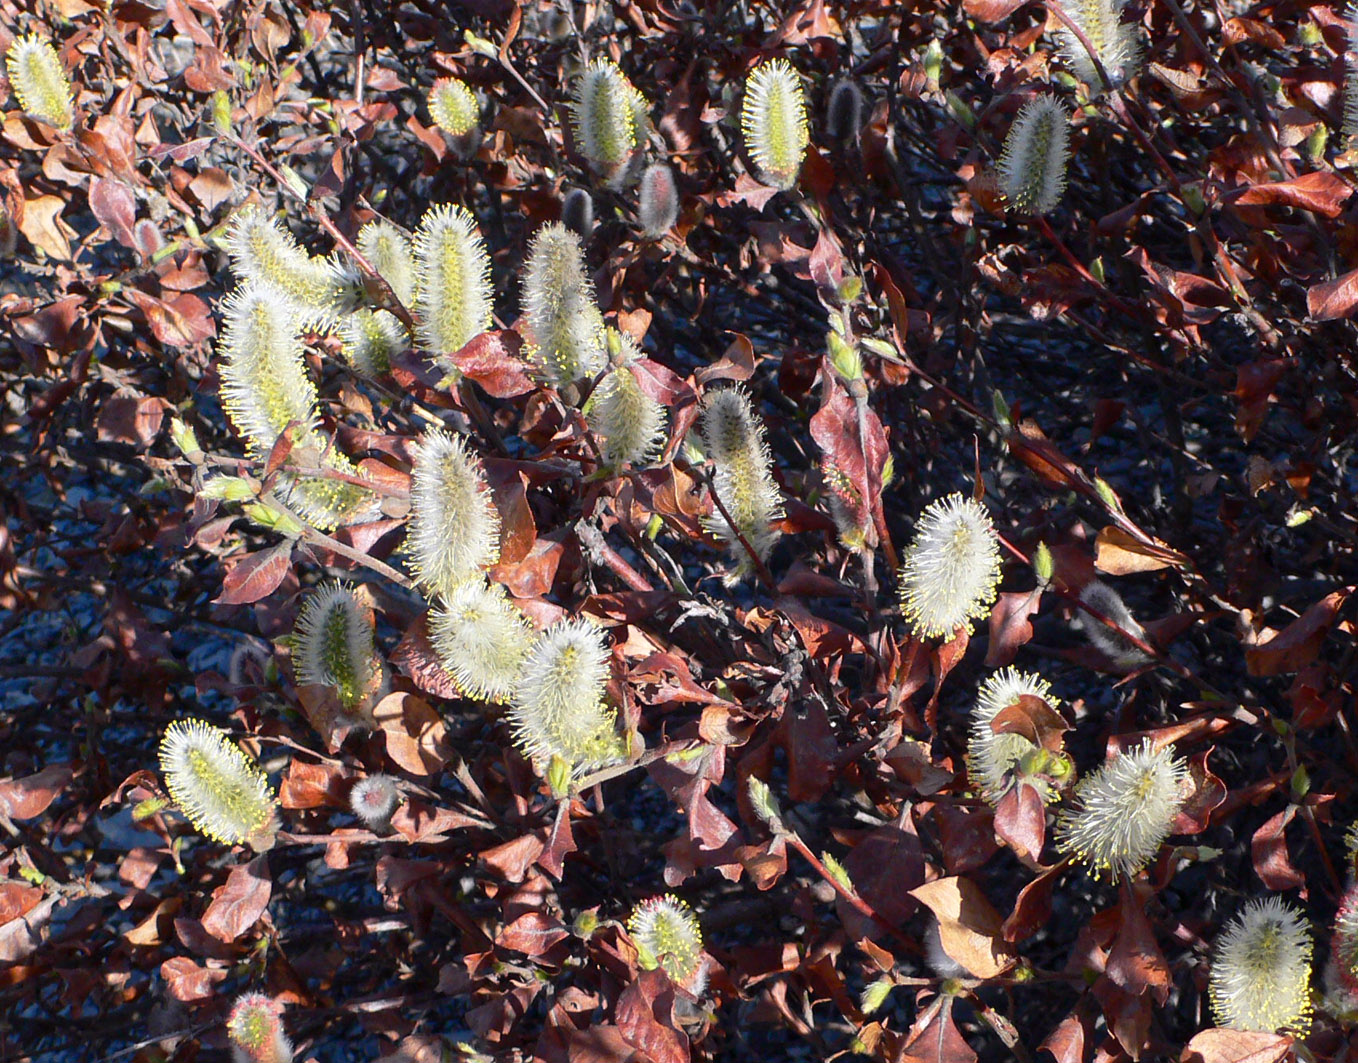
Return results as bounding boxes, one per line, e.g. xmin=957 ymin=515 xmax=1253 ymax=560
xmin=1055 ymin=0 xmax=1142 ymax=91
xmin=412 ymin=203 xmax=493 ymax=358
xmin=429 ymin=577 xmax=532 ymax=703
xmin=741 ymin=58 xmax=809 ymax=191
xmin=997 ymin=94 xmax=1070 ymax=215
xmin=521 ymin=222 xmax=607 ymax=386
xmin=700 ymin=387 xmax=783 ymax=582
xmin=585 ymin=330 xmax=666 ymax=466
xmin=407 ymin=427 xmax=500 ymax=598
xmin=825 ymin=79 xmax=864 ymax=142
xmin=897 ymin=494 xmax=1002 ymax=639
xmin=637 ymin=163 xmax=679 ymax=238
xmin=571 ymin=58 xmax=649 ymax=188
xmin=356 ymin=218 xmax=417 ymax=308
xmin=292 ymin=582 xmax=384 ymax=716
xmin=159 ymin=720 xmax=279 ymax=849
xmin=6 ymin=34 xmax=73 ymax=131
xmin=225 ymin=207 xmax=350 ymax=323
xmin=1210 ymin=897 xmax=1313 ymax=1034
xmin=562 ymin=188 xmax=595 ymax=240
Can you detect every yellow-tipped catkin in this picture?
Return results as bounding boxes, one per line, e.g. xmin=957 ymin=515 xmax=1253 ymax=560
xmin=6 ymin=34 xmax=73 ymax=132
xmin=997 ymin=95 xmax=1070 ymax=216
xmin=408 ymin=427 xmax=500 ymax=598
xmin=741 ymin=59 xmax=809 ymax=191
xmin=571 ymin=58 xmax=648 ymax=186
xmin=293 ymin=582 xmax=383 ymax=714
xmin=898 ymin=494 xmax=1002 ymax=639
xmin=1056 ymin=0 xmax=1142 ymax=91
xmin=227 ymin=993 xmax=293 ymax=1063
xmin=522 ymin=222 xmax=607 ymax=386
xmin=225 ymin=207 xmax=348 ymax=322
xmin=585 ymin=330 xmax=666 ymax=466
xmin=357 ymin=218 xmax=417 ymax=307
xmin=700 ymin=387 xmax=784 ymax=582
xmin=1210 ymin=897 xmax=1314 ymax=1034
xmin=429 ymin=578 xmax=532 ymax=703
xmin=341 ymin=309 xmax=406 ymax=377
xmin=412 ymin=203 xmax=493 ymax=359
xmin=509 ymin=618 xmax=627 ymax=778
xmin=628 ymin=896 xmax=707 ymax=994
xmin=159 ymin=720 xmax=279 ymax=848
xmin=428 ymin=77 xmax=479 ymax=136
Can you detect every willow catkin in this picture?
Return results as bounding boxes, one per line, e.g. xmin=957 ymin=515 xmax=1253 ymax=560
xmin=429 ymin=578 xmax=532 ymax=703
xmin=521 ymin=222 xmax=607 ymax=386
xmin=407 ymin=427 xmax=500 ymax=598
xmin=5 ymin=34 xmax=72 ymax=131
xmin=412 ymin=203 xmax=493 ymax=358
xmin=292 ymin=582 xmax=382 ymax=714
xmin=356 ymin=218 xmax=417 ymax=307
xmin=628 ymin=895 xmax=708 ymax=994
xmin=1210 ymin=897 xmax=1313 ymax=1034
xmin=585 ymin=331 xmax=666 ymax=466
xmin=571 ymin=58 xmax=648 ymax=187
xmin=158 ymin=720 xmax=278 ymax=849
xmin=1055 ymin=0 xmax=1142 ymax=91
xmin=997 ymin=95 xmax=1070 ymax=216
xmin=428 ymin=77 xmax=479 ymax=136
xmin=741 ymin=59 xmax=809 ymax=191
xmin=700 ymin=387 xmax=783 ymax=582
xmin=897 ymin=494 xmax=1002 ymax=639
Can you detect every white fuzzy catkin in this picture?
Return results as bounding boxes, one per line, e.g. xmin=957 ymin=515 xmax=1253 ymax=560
xmin=428 ymin=77 xmax=479 ymax=136
xmin=997 ymin=95 xmax=1070 ymax=216
xmin=585 ymin=332 xmax=666 ymax=466
xmin=637 ymin=164 xmax=679 ymax=238
xmin=700 ymin=387 xmax=784 ymax=582
xmin=6 ymin=34 xmax=73 ymax=132
xmin=408 ymin=427 xmax=500 ymax=598
xmin=159 ymin=720 xmax=278 ymax=848
xmin=1210 ymin=897 xmax=1313 ymax=1034
xmin=968 ymin=668 xmax=1059 ymax=806
xmin=571 ymin=58 xmax=648 ymax=185
xmin=509 ymin=618 xmax=625 ymax=774
xmin=340 ymin=309 xmax=407 ymax=377
xmin=429 ymin=578 xmax=532 ymax=703
xmin=356 ymin=218 xmax=417 ymax=307
xmin=741 ymin=59 xmax=809 ymax=191
xmin=628 ymin=895 xmax=707 ymax=994
xmin=412 ymin=203 xmax=493 ymax=358
xmin=228 ymin=993 xmax=293 ymax=1063
xmin=1055 ymin=738 xmax=1187 ymax=879
xmin=225 ymin=207 xmax=347 ymax=321
xmin=521 ymin=222 xmax=607 ymax=385
xmin=1056 ymin=0 xmax=1142 ymax=91
xmin=1079 ymin=579 xmax=1152 ymax=669
xmin=292 ymin=582 xmax=380 ymax=712
xmin=898 ymin=494 xmax=1002 ymax=639
xmin=349 ymin=774 xmax=400 ymax=827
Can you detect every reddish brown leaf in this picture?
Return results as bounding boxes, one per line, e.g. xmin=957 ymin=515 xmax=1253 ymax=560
xmin=1040 ymin=1008 xmax=1095 ymax=1063
xmin=160 ymin=955 xmax=227 ymax=1003
xmin=963 ymin=0 xmax=1028 ymax=18
xmin=215 ymin=545 xmax=292 ymax=605
xmin=96 ymin=396 xmax=169 ymax=449
xmin=0 ymin=763 xmax=73 ymax=820
xmin=1306 ymin=267 xmax=1358 ymax=321
xmin=1003 ymin=862 xmax=1062 ymax=943
xmin=450 ymin=330 xmax=534 ymax=397
xmin=615 ymin=970 xmax=690 ymax=1063
xmin=695 ymin=333 xmax=755 ymax=384
xmin=909 ymin=877 xmax=1013 ymax=979
xmin=1246 ymin=589 xmax=1351 ymax=676
xmin=993 ymin=783 xmax=1046 ymax=865
xmin=390 ymin=614 xmax=462 ymax=701
xmin=1007 ymin=420 xmax=1085 ymax=491
xmin=1233 ymin=171 xmax=1351 ymax=217
xmin=1251 ymin=807 xmax=1305 ymax=891
xmin=496 ymin=911 xmax=570 ymax=958
xmin=278 ymin=760 xmax=346 ymax=810
xmin=374 ymin=692 xmax=451 ymax=776
xmin=898 ymin=996 xmax=978 ymax=1063
xmin=1106 ymin=891 xmax=1170 ymax=998
xmin=88 ymin=176 xmax=136 ymax=247
xmin=1180 ymin=1030 xmax=1292 ymax=1063
xmin=200 ymin=855 xmax=271 ymax=943
xmin=985 ymin=589 xmax=1041 ymax=667
xmin=1171 ymin=749 xmax=1227 ymax=834
xmin=1094 ymin=526 xmax=1188 ymax=575
xmin=991 ymin=695 xmax=1069 ymax=753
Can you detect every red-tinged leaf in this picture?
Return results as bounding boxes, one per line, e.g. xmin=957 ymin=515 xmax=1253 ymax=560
xmin=774 ymin=595 xmax=867 ymax=659
xmin=1246 ymin=588 xmax=1352 ymax=676
xmin=560 ymin=1024 xmax=644 ymax=1063
xmin=200 ymin=855 xmax=271 ymax=943
xmin=496 ymin=911 xmax=570 ymax=958
xmin=1094 ymin=526 xmax=1189 ymax=575
xmin=0 ymin=883 xmax=44 ymax=925
xmin=160 ymin=955 xmax=227 ymax=1003
xmin=1092 ymin=976 xmax=1152 ymax=1058
xmin=390 ymin=614 xmax=462 ymax=701
xmin=1180 ymin=1029 xmax=1292 ymax=1063
xmin=1171 ymin=749 xmax=1226 ymax=834
xmin=985 ymin=589 xmax=1041 ymax=667
xmin=450 ymin=330 xmax=534 ymax=397
xmin=1306 ymin=267 xmax=1358 ymax=321
xmin=933 ymin=625 xmax=970 ymax=688
xmin=1007 ymin=420 xmax=1086 ymax=491
xmin=615 ymin=970 xmax=690 ymax=1063
xmin=389 ymin=800 xmax=482 ymax=843
xmin=96 ymin=396 xmax=169 ymax=449
xmin=809 ymin=361 xmax=889 ymax=545
xmin=964 ymin=0 xmax=1028 ymax=18
xmin=373 ymin=692 xmax=450 ymax=776
xmin=88 ymin=176 xmax=136 ymax=246
xmin=1233 ymin=359 xmax=1287 ymax=442
xmin=215 ymin=544 xmax=291 ymax=605
xmin=491 ymin=530 xmax=569 ymax=599
xmin=1252 ymin=807 xmax=1305 ymax=891
xmin=695 ymin=333 xmax=755 ymax=384
xmin=836 ymin=823 xmax=924 ymax=941
xmin=910 ymin=877 xmax=1013 ymax=979
xmin=991 ymin=695 xmax=1069 ymax=752
xmin=11 ymin=295 xmax=83 ymax=350
xmin=898 ymin=995 xmax=978 ymax=1063
xmin=1106 ymin=890 xmax=1170 ymax=998
xmin=0 ymin=763 xmax=73 ymax=820
xmin=480 ymin=833 xmax=545 ymax=883
xmin=1233 ymin=171 xmax=1351 ymax=217
xmin=538 ymin=800 xmax=577 ymax=879
xmin=278 ymin=760 xmax=346 ymax=810
xmin=993 ymin=783 xmax=1046 ymax=866
xmin=715 ymin=173 xmax=782 ymax=211
xmin=1003 ymin=863 xmax=1062 ymax=943
xmin=1041 ymin=1008 xmax=1095 ymax=1063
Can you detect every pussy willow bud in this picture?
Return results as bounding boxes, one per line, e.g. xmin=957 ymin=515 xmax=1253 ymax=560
xmin=225 ymin=207 xmax=347 ymax=322
xmin=1055 ymin=0 xmax=1142 ymax=91
xmin=1079 ymin=580 xmax=1152 ymax=670
xmin=292 ymin=581 xmax=384 ymax=716
xmin=357 ymin=218 xmax=416 ymax=307
xmin=413 ymin=203 xmax=493 ymax=359
xmin=562 ymin=188 xmax=595 ymax=240
xmin=584 ymin=330 xmax=666 ymax=466
xmin=509 ymin=618 xmax=627 ymax=779
xmin=700 ymin=387 xmax=784 ymax=583
xmin=428 ymin=77 xmax=479 ymax=136
xmin=227 ymin=993 xmax=292 ymax=1063
xmin=825 ymin=79 xmax=864 ymax=142
xmin=429 ymin=578 xmax=532 ymax=703
xmin=408 ymin=427 xmax=500 ymax=599
xmin=898 ymin=494 xmax=1002 ymax=639
xmin=6 ymin=35 xmax=73 ymax=132
xmin=349 ymin=774 xmax=400 ymax=829
xmin=341 ymin=309 xmax=406 ymax=377
xmin=741 ymin=58 xmax=809 ymax=191
xmin=1211 ymin=897 xmax=1313 ymax=1034
xmin=637 ymin=163 xmax=679 ymax=238
xmin=997 ymin=95 xmax=1070 ymax=216
xmin=571 ymin=58 xmax=649 ymax=188
xmin=158 ymin=719 xmax=278 ymax=849
xmin=522 ymin=222 xmax=606 ymax=386
xmin=968 ymin=668 xmax=1062 ymax=806
xmin=1055 ymin=738 xmax=1187 ymax=879
xmin=628 ymin=895 xmax=707 ymax=994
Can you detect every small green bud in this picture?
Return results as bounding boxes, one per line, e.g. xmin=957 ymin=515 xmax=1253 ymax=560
xmin=1089 ymin=256 xmax=1106 ymax=285
xmin=278 ymin=164 xmax=309 ymax=199
xmin=992 ymin=389 xmax=1011 ymax=428
xmin=547 ymin=754 xmax=573 ymax=798
xmin=644 ymin=513 xmax=664 ymax=540
xmin=821 ymin=851 xmax=853 ymax=893
xmin=1291 ymin=764 xmax=1310 ymax=799
xmin=170 ymin=418 xmax=202 ymax=462
xmin=945 ymin=91 xmax=975 ymax=130
xmin=200 ymin=475 xmax=256 ymax=502
xmin=1300 ymin=22 xmax=1323 ymax=46
xmin=837 ymin=275 xmax=863 ymax=304
xmin=860 ymin=336 xmax=902 ymax=363
xmin=573 ymin=909 xmax=600 ymax=938
xmin=827 ymin=331 xmax=863 ymax=381
xmin=1033 ymin=541 xmax=1053 ymax=586
xmin=243 ymin=502 xmax=305 ymax=537
xmin=860 ymin=977 xmax=893 ymax=1015
xmin=747 ymin=776 xmax=784 ymax=831
xmin=1272 ymin=717 xmax=1290 ymax=737
xmin=1180 ymin=183 xmax=1207 ymax=217
xmin=1285 ymin=507 xmax=1314 ymax=528
xmin=923 ymin=40 xmax=943 ymax=91
xmin=1093 ymin=476 xmax=1120 ymax=513
xmin=133 ymin=796 xmax=170 ymax=820
xmin=880 ymin=454 xmax=895 ymax=488
xmin=464 ymin=30 xmax=498 ymax=57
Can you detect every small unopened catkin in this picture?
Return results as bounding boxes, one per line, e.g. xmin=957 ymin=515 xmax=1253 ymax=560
xmin=825 ymin=79 xmax=864 ymax=143
xmin=227 ymin=993 xmax=292 ymax=1063
xmin=700 ymin=387 xmax=783 ymax=582
xmin=562 ymin=188 xmax=595 ymax=240
xmin=741 ymin=59 xmax=809 ymax=191
xmin=637 ymin=164 xmax=679 ymax=238
xmin=521 ymin=222 xmax=607 ymax=385
xmin=997 ymin=95 xmax=1070 ymax=216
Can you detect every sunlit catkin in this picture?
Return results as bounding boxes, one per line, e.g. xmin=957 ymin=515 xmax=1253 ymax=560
xmin=349 ymin=774 xmax=400 ymax=829
xmin=293 ymin=582 xmax=383 ymax=715
xmin=430 ymin=578 xmax=532 ymax=703
xmin=571 ymin=58 xmax=648 ymax=187
xmin=522 ymin=222 xmax=607 ymax=386
xmin=1210 ymin=897 xmax=1313 ymax=1034
xmin=997 ymin=95 xmax=1070 ymax=216
xmin=1325 ymin=883 xmax=1358 ymax=1018
xmin=428 ymin=77 xmax=479 ymax=136
xmin=158 ymin=719 xmax=278 ymax=849
xmin=637 ymin=163 xmax=679 ymax=238
xmin=6 ymin=34 xmax=73 ymax=132
xmin=408 ymin=427 xmax=500 ymax=598
xmin=585 ymin=331 xmax=666 ymax=466
xmin=225 ymin=207 xmax=347 ymax=320
xmin=628 ymin=895 xmax=708 ymax=994
xmin=1055 ymin=0 xmax=1142 ymax=91
xmin=700 ymin=387 xmax=783 ymax=582
xmin=898 ymin=494 xmax=1002 ymax=639
xmin=340 ymin=309 xmax=406 ymax=377
xmin=509 ymin=618 xmax=626 ymax=777
xmin=357 ymin=218 xmax=416 ymax=307
xmin=968 ymin=668 xmax=1061 ymax=806
xmin=741 ymin=59 xmax=809 ymax=191
xmin=228 ymin=993 xmax=292 ymax=1063
xmin=1055 ymin=738 xmax=1186 ymax=879
xmin=412 ymin=203 xmax=493 ymax=358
